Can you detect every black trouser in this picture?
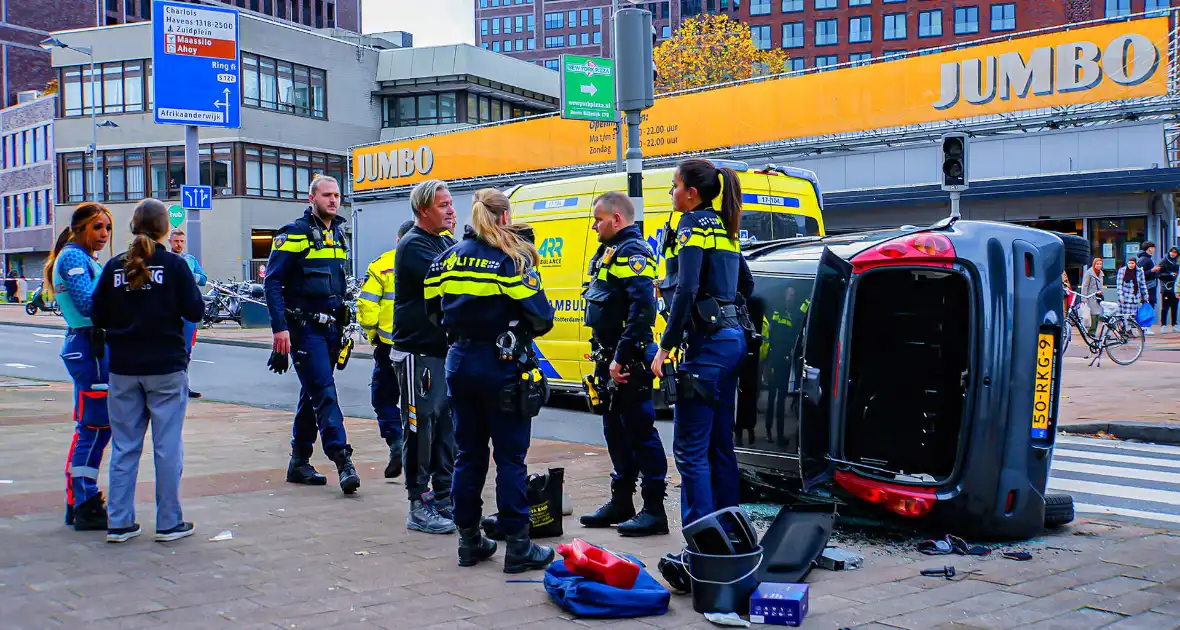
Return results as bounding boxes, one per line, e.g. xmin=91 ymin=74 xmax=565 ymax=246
xmin=394 ymin=351 xmax=454 ymax=502
xmin=1162 ymin=289 xmax=1179 ymax=327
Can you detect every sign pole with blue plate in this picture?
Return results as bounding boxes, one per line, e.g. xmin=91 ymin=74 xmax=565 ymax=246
xmin=152 ymin=0 xmax=241 ymax=264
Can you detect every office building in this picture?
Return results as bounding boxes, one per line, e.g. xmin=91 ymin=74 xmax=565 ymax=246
xmin=0 ymin=94 xmax=56 ymax=279
xmin=477 ymin=0 xmax=1172 ymax=71
xmin=1 ymin=0 xmax=361 ymax=108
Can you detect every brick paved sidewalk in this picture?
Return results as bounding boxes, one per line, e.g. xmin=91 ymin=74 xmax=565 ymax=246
xmin=1 ymin=378 xmax=1178 ymax=629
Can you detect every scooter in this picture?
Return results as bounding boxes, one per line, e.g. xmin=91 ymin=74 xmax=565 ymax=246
xmin=25 ymin=285 xmax=61 ymax=317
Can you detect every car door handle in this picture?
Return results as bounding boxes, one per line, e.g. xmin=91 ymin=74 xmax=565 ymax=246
xmin=801 ymin=364 xmax=822 ymax=403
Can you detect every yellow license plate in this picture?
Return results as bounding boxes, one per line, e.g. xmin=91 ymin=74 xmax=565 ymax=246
xmin=1031 ymin=332 xmax=1055 ymax=439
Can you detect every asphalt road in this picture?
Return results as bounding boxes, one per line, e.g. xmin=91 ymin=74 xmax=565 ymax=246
xmin=0 ymin=322 xmax=674 ymax=454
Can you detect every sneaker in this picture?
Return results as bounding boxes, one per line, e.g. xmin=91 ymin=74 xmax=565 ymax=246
xmin=407 ymin=498 xmax=457 ymax=534
xmin=155 ymin=522 xmax=195 ymax=542
xmin=106 ymin=523 xmax=142 ymax=543
xmin=1172 ymin=325 xmax=1180 ymax=334
xmin=423 ymin=491 xmax=454 ymax=521
xmin=1144 ymin=328 xmax=1155 ymax=335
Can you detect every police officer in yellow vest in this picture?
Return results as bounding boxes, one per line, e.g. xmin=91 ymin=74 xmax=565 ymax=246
xmin=264 ymin=175 xmax=360 ymax=495
xmin=358 ymin=220 xmax=415 ymax=479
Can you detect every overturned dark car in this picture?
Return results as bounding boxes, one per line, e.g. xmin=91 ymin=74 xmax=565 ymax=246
xmin=736 ymin=218 xmax=1079 ymax=541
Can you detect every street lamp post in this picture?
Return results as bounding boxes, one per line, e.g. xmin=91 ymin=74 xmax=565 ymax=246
xmin=40 ymin=37 xmax=99 ymax=201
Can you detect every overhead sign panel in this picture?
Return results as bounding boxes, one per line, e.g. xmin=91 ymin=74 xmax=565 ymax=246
xmin=352 ymin=17 xmax=1171 ymax=192
xmin=153 ymin=1 xmax=241 ymax=128
xmin=181 ymin=185 xmax=213 ymax=210
xmin=560 ymin=55 xmax=617 ymax=121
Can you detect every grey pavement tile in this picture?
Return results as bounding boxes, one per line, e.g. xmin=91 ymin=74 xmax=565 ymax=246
xmin=877 ymin=590 xmax=1034 ymax=630
xmin=1154 ymin=599 xmax=1180 ymax=616
xmin=1100 ymin=611 xmax=1180 ymax=630
xmin=802 ymin=606 xmax=888 ymax=629
xmin=806 ymin=594 xmax=861 ymax=615
xmin=1083 ymin=590 xmax=1174 ymax=616
xmin=942 ymin=589 xmax=1097 ymax=630
xmin=1003 ymin=563 xmax=1128 ymax=598
xmin=839 ymin=581 xmax=926 ymax=604
xmin=1073 ymin=576 xmax=1159 ymax=597
xmin=1022 ymin=607 xmax=1125 ymax=630
xmin=468 ymin=603 xmax=564 ymax=629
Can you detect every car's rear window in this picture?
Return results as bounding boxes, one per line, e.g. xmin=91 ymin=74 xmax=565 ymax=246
xmin=741 ymin=211 xmax=820 ymax=242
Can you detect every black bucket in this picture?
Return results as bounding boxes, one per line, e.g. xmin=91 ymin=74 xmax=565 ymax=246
xmin=684 ymin=545 xmax=764 ymax=615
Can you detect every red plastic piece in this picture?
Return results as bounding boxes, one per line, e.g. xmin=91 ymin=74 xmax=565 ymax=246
xmin=556 ymin=538 xmax=641 ymax=590
xmin=851 ymin=233 xmax=957 ymax=273
xmin=835 ymin=470 xmax=937 ymax=518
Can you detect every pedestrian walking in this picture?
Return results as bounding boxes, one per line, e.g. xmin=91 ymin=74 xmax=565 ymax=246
xmin=357 ymin=220 xmax=415 ymax=479
xmin=651 ymin=158 xmax=755 ymax=527
xmin=91 ymin=199 xmax=205 ymax=543
xmin=43 ymin=202 xmax=114 ymax=531
xmin=1081 ymin=258 xmax=1105 ymax=338
xmin=393 ymin=180 xmax=458 ymax=534
xmin=1159 ymin=247 xmax=1179 ymax=333
xmin=579 ymin=192 xmax=668 ymax=538
xmin=1116 ymin=257 xmax=1149 ymax=329
xmin=1136 ymin=242 xmax=1161 ymax=334
xmin=425 ymin=188 xmax=556 ymax=572
xmin=169 ymin=229 xmax=207 ymax=399
xmin=263 ymin=175 xmax=360 ymax=494
xmin=5 ymin=270 xmax=17 ymax=303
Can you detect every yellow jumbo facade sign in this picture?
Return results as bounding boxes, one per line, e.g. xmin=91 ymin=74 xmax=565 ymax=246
xmin=352 ymin=18 xmax=1170 ymax=192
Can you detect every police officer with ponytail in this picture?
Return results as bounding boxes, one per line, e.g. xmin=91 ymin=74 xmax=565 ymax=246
xmin=424 ymin=188 xmax=556 ymax=573
xmin=580 ymin=192 xmax=668 ymax=537
xmin=651 ymin=159 xmax=754 ymax=527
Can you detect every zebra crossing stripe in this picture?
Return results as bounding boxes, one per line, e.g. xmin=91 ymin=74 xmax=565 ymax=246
xmin=1057 ymin=436 xmax=1180 ymax=456
xmin=1054 ymin=449 xmax=1180 ymax=470
xmin=1073 ymin=503 xmax=1180 ymax=525
xmin=1047 ymin=478 xmax=1180 ymax=506
xmin=1050 ymin=460 xmax=1180 ymax=485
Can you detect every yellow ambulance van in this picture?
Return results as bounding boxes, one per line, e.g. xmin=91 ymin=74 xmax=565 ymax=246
xmin=505 ymin=160 xmax=826 ymax=393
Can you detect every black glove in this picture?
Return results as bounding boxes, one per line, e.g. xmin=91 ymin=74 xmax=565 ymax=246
xmin=267 ymin=350 xmax=289 ymax=374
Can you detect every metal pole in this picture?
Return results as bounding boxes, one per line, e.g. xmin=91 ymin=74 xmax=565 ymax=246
xmin=626 ymin=110 xmax=644 ymax=223
xmin=351 ymin=208 xmax=360 ymax=279
xmin=184 ymin=125 xmax=202 ymax=263
xmin=89 ymin=56 xmax=98 ymax=202
xmin=612 ymin=0 xmax=624 ymax=174
xmin=950 ymin=191 xmax=961 ymax=220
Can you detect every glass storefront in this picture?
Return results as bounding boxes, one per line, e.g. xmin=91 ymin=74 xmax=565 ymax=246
xmin=1089 ymin=217 xmax=1147 ymax=287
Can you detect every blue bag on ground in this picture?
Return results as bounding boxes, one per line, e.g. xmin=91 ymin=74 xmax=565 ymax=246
xmin=544 ymin=555 xmax=670 ymax=618
xmin=1137 ymin=302 xmax=1155 ymax=328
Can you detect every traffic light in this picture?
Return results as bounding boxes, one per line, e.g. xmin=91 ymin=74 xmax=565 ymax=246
xmin=940 ymin=133 xmax=969 ymax=191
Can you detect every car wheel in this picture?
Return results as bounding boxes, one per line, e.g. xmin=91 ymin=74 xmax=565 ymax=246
xmin=1044 ymin=493 xmax=1075 ymax=528
xmin=1053 ymin=233 xmax=1091 ymax=269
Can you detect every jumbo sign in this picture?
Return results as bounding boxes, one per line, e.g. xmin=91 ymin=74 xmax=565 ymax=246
xmin=352 ymin=17 xmax=1170 ymax=192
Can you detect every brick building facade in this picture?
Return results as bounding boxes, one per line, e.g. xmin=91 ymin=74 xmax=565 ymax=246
xmin=1 ymin=0 xmax=361 ymax=109
xmin=477 ymin=0 xmax=1172 ymax=71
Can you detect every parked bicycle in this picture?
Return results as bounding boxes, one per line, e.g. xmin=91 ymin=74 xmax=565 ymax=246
xmin=202 ymin=280 xmax=251 ymax=327
xmin=1063 ymin=288 xmax=1145 ymax=366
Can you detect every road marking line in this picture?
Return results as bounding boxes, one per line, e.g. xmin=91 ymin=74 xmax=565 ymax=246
xmin=191 ymin=359 xmax=214 ymax=364
xmin=1047 ymin=478 xmax=1180 ymax=506
xmin=34 ymin=340 xmax=51 ymax=344
xmin=1054 ymin=449 xmax=1180 ymax=470
xmin=32 ymin=333 xmax=64 ymax=339
xmin=1058 ymin=436 xmax=1180 ymax=455
xmin=1074 ymin=503 xmax=1180 ymax=525
xmin=3 ymin=363 xmax=34 ymax=369
xmin=1051 ymin=460 xmax=1180 ymax=485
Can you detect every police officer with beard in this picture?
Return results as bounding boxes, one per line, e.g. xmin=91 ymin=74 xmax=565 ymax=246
xmin=580 ymin=192 xmax=668 ymax=537
xmin=264 ymin=175 xmax=360 ymax=495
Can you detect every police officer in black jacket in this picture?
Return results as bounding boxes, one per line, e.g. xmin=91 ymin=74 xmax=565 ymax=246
xmin=263 ymin=175 xmax=360 ymax=495
xmin=580 ymin=192 xmax=668 ymax=537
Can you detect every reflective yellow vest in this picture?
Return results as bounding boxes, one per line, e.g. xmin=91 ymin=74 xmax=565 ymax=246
xmin=358 ymin=249 xmax=397 ymax=344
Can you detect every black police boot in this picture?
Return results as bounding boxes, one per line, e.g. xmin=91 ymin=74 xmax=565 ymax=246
xmin=383 ymin=438 xmax=402 ymax=479
xmin=503 ymin=529 xmax=555 ymax=574
xmin=579 ymin=478 xmax=635 ymax=528
xmin=286 ymin=447 xmax=327 ymax=486
xmin=65 ymin=502 xmax=74 ymax=526
xmin=457 ymin=524 xmax=498 ymax=567
xmin=617 ymin=481 xmax=670 ymax=537
xmin=73 ymin=492 xmax=109 ymax=532
xmin=330 ymin=448 xmax=361 ymax=495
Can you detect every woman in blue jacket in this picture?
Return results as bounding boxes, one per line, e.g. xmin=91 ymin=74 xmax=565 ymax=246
xmin=43 ymin=202 xmax=114 ymax=531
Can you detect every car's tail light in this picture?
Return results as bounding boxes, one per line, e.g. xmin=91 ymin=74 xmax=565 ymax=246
xmin=835 ymin=470 xmax=937 ymax=518
xmin=851 ymin=233 xmax=956 ymax=273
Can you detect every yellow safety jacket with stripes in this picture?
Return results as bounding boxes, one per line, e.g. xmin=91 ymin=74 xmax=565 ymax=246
xmin=358 ymin=249 xmax=397 ymax=345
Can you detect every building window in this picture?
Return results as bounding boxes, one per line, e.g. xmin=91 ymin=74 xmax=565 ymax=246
xmin=60 ymin=143 xmax=239 ymax=202
xmin=815 ymin=0 xmax=836 ymax=9
xmin=782 ymin=0 xmax=802 ymax=10
xmin=849 ymin=0 xmax=868 ymax=5
xmin=850 ymin=52 xmax=871 ymax=65
xmin=515 ymin=15 xmax=523 ymax=32
xmin=954 ymin=6 xmax=979 ymax=34
xmin=481 ymin=19 xmax=488 ymax=35
xmin=492 ymin=19 xmax=500 ymax=34
xmin=568 ymin=10 xmax=576 ymax=26
xmin=918 ymin=9 xmax=941 ymax=37
xmin=788 ymin=58 xmax=805 ymax=72
xmin=581 ymin=9 xmax=589 ymax=25
xmin=567 ymin=34 xmax=576 ymax=46
xmin=243 ymin=144 xmax=342 ymax=200
xmin=1105 ymin=0 xmax=1131 ymax=16
xmin=594 ymin=31 xmax=602 ymax=44
xmin=990 ymin=3 xmax=1015 ymax=31
xmin=493 ymin=41 xmax=501 ymax=52
xmin=750 ymin=0 xmax=770 ymax=15
xmin=593 ymin=7 xmax=602 ymax=24
xmin=528 ymin=14 xmax=535 ymax=30
xmin=503 ymin=17 xmax=511 ymax=32
xmin=662 ymin=25 xmax=671 ymax=38
xmin=545 ymin=36 xmax=564 ymax=48
xmin=528 ymin=38 xmax=536 ymax=49
xmin=782 ymin=22 xmax=804 ymax=48
xmin=479 ymin=0 xmax=486 ymax=6
xmin=1146 ymin=0 xmax=1170 ymax=15
xmin=544 ymin=12 xmax=563 ymax=29
xmin=816 ymin=55 xmax=838 ymax=69
xmin=815 ymin=18 xmax=838 ymax=46
xmin=751 ymin=25 xmax=772 ymax=50
xmin=883 ymin=13 xmax=906 ymax=40
xmin=544 ymin=59 xmax=560 ymax=70
xmin=505 ymin=40 xmax=513 ymax=52
xmin=849 ymin=16 xmax=871 ymax=43
xmin=241 ymin=53 xmax=326 ymax=119
xmin=58 ymin=60 xmax=149 ymax=117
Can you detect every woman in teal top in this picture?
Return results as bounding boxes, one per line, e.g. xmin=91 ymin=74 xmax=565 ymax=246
xmin=43 ymin=202 xmax=114 ymax=531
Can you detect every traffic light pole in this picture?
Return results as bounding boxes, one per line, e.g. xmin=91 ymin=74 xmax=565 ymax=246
xmin=950 ymin=191 xmax=961 ymax=220
xmin=611 ymin=0 xmax=624 ymax=174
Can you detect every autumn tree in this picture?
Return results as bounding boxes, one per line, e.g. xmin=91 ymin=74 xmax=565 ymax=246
xmin=653 ymin=14 xmax=788 ymax=94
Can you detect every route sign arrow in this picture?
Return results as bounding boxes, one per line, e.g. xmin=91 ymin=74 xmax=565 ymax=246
xmin=153 ymin=1 xmax=241 ymax=128
xmin=559 ymin=55 xmax=615 ymax=122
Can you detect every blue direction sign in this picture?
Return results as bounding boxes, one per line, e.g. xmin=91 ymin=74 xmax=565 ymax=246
xmin=152 ymin=1 xmax=240 ymax=128
xmin=181 ymin=185 xmax=212 ymax=210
